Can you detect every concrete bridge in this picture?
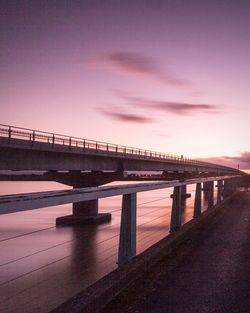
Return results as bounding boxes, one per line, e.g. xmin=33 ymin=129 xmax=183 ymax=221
xmin=0 ymin=124 xmax=243 ymax=225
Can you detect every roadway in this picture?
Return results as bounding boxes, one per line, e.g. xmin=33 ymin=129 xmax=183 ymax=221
xmin=102 ymin=190 xmax=250 ymax=313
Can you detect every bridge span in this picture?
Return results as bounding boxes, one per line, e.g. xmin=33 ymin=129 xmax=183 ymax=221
xmin=0 ymin=124 xmax=239 ymax=175
xmin=0 ymin=124 xmax=244 ymax=225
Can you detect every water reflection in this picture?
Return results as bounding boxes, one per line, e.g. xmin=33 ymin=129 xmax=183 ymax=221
xmin=70 ymin=225 xmax=99 ymax=269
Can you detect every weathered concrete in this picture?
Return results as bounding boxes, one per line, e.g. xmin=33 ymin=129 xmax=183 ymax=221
xmin=56 ymin=199 xmax=112 ymax=225
xmin=170 ymin=184 xmax=191 ymax=199
xmin=207 ymin=180 xmax=214 ymax=208
xmin=170 ymin=186 xmax=182 ymax=232
xmin=118 ymin=193 xmax=137 ymax=265
xmin=193 ymin=182 xmax=202 ymax=218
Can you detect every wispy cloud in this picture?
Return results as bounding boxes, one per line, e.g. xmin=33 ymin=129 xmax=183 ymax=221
xmin=198 ymin=152 xmax=250 ymax=169
xmin=97 ymin=91 xmax=222 ymax=124
xmin=152 ymin=131 xmax=171 ymax=138
xmin=87 ymin=51 xmax=191 ymax=88
xmin=224 ymin=152 xmax=250 ymax=167
xmin=119 ymin=94 xmax=222 ymax=115
xmin=100 ymin=108 xmax=154 ymax=123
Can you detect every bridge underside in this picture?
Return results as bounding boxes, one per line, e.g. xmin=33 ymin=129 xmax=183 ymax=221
xmin=0 ymin=170 xmax=223 ymax=184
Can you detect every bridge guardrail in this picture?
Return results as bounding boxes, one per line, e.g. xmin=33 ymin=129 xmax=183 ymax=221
xmin=0 ymin=124 xmax=238 ymax=172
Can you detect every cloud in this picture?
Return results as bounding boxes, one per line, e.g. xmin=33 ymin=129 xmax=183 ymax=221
xmin=152 ymin=131 xmax=171 ymax=138
xmin=198 ymin=152 xmax=250 ymax=169
xmin=100 ymin=108 xmax=154 ymax=123
xmin=119 ymin=94 xmax=221 ymax=115
xmin=87 ymin=51 xmax=191 ymax=87
xmin=224 ymin=152 xmax=250 ymax=167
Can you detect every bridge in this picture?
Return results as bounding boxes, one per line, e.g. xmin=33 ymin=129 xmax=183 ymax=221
xmin=0 ymin=124 xmax=249 ymax=313
xmin=0 ymin=124 xmax=242 ymax=225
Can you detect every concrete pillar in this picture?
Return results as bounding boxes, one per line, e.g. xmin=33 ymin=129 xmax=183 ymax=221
xmin=207 ymin=181 xmax=214 ymax=209
xmin=56 ymin=189 xmax=111 ymax=226
xmin=217 ymin=180 xmax=223 ymax=204
xmin=170 ymin=186 xmax=182 ymax=232
xmin=118 ymin=193 xmax=137 ymax=265
xmin=193 ymin=182 xmax=201 ymax=218
xmin=202 ymin=181 xmax=210 ymax=192
xmin=181 ymin=184 xmax=191 ymax=198
xmin=170 ymin=184 xmax=191 ymax=199
xmin=73 ymin=199 xmax=98 ymax=216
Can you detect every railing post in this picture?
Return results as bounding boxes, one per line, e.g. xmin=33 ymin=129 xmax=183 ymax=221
xmin=170 ymin=186 xmax=182 ymax=232
xmin=217 ymin=180 xmax=223 ymax=203
xmin=8 ymin=126 xmax=11 ymax=140
xmin=32 ymin=130 xmax=35 ymax=143
xmin=194 ymin=182 xmax=201 ymax=218
xmin=118 ymin=193 xmax=137 ymax=265
xmin=69 ymin=137 xmax=71 ymax=150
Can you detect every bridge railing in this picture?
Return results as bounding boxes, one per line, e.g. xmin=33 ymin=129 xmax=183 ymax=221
xmin=0 ymin=124 xmax=237 ymax=172
xmin=0 ymin=175 xmax=241 ymax=264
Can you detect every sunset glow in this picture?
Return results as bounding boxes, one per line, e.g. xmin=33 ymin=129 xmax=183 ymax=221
xmin=1 ymin=1 xmax=249 ymax=169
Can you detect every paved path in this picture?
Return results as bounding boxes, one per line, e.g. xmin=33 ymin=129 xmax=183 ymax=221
xmin=102 ymin=191 xmax=250 ymax=313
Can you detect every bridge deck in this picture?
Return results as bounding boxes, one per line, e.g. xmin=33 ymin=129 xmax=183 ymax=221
xmin=102 ymin=190 xmax=250 ymax=313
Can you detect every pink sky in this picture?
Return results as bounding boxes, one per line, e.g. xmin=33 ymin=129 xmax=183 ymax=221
xmin=1 ymin=1 xmax=249 ymax=169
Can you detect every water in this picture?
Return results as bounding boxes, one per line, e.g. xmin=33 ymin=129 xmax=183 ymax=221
xmin=0 ymin=181 xmax=211 ymax=313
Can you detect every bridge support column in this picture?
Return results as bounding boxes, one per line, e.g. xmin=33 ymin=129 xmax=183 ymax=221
xmin=181 ymin=184 xmax=191 ymax=198
xmin=56 ymin=196 xmax=111 ymax=226
xmin=193 ymin=182 xmax=202 ymax=218
xmin=202 ymin=181 xmax=210 ymax=192
xmin=170 ymin=186 xmax=182 ymax=232
xmin=207 ymin=181 xmax=214 ymax=208
xmin=217 ymin=180 xmax=223 ymax=204
xmin=118 ymin=193 xmax=137 ymax=265
xmin=170 ymin=184 xmax=191 ymax=199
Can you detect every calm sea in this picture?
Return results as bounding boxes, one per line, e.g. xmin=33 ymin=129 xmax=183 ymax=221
xmin=0 ymin=181 xmax=211 ymax=313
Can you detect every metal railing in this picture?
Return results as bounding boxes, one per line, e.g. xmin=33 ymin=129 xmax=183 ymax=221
xmin=0 ymin=124 xmax=238 ymax=172
xmin=0 ymin=175 xmax=241 ymax=264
